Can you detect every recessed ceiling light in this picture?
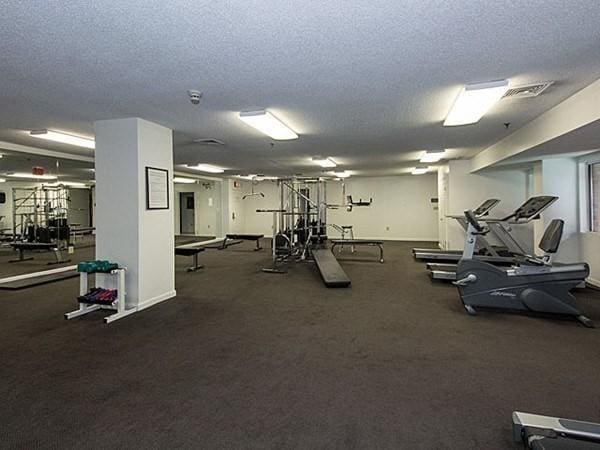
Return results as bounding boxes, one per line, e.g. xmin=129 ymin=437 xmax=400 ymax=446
xmin=29 ymin=129 xmax=95 ymax=149
xmin=239 ymin=110 xmax=298 ymax=140
xmin=420 ymin=150 xmax=445 ymax=163
xmin=8 ymin=172 xmax=58 ymax=180
xmin=187 ymin=164 xmax=225 ymax=174
xmin=0 ymin=178 xmax=6 ymax=183
xmin=312 ymin=157 xmax=337 ymax=168
xmin=443 ymin=80 xmax=509 ymax=126
xmin=173 ymin=177 xmax=197 ymax=184
xmin=332 ymin=171 xmax=351 ymax=178
xmin=411 ymin=167 xmax=430 ymax=175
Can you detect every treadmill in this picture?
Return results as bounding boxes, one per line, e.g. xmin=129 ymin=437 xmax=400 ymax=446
xmin=513 ymin=411 xmax=600 ymax=449
xmin=425 ymin=196 xmax=558 ymax=281
xmin=412 ymin=198 xmax=501 ymax=258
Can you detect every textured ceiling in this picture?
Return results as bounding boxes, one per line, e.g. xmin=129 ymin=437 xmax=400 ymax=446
xmin=1 ymin=0 xmax=600 ymax=177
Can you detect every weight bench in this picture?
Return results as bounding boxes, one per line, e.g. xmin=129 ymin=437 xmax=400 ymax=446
xmin=10 ymin=242 xmax=70 ymax=265
xmin=223 ymin=234 xmax=264 ymax=251
xmin=312 ymin=249 xmax=351 ymax=288
xmin=330 ymin=239 xmax=384 ymax=263
xmin=175 ymin=247 xmax=205 ymax=272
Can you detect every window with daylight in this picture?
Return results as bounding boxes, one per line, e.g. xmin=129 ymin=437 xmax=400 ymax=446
xmin=590 ymin=162 xmax=600 ymax=232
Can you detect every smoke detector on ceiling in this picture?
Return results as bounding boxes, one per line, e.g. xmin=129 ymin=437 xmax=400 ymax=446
xmin=502 ymin=82 xmax=554 ymax=99
xmin=192 ymin=138 xmax=225 ymax=146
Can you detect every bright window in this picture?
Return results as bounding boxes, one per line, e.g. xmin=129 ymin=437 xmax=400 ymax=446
xmin=590 ymin=162 xmax=600 ymax=232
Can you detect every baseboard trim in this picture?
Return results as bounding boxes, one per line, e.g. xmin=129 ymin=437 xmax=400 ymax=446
xmin=586 ymin=277 xmax=600 ymax=289
xmin=137 ymin=290 xmax=177 ymax=312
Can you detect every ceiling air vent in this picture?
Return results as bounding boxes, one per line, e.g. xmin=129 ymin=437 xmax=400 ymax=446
xmin=192 ymin=138 xmax=225 ymax=146
xmin=502 ymin=82 xmax=553 ymax=99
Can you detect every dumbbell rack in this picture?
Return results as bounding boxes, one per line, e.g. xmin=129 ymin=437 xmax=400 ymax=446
xmin=65 ymin=267 xmax=133 ymax=324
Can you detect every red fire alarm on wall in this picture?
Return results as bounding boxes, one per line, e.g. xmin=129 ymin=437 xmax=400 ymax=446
xmin=32 ymin=166 xmax=45 ymax=176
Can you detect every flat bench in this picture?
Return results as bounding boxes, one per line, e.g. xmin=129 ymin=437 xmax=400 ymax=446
xmin=10 ymin=242 xmax=70 ymax=265
xmin=312 ymin=249 xmax=351 ymax=288
xmin=224 ymin=234 xmax=263 ymax=251
xmin=330 ymin=239 xmax=384 ymax=263
xmin=175 ymin=247 xmax=205 ymax=272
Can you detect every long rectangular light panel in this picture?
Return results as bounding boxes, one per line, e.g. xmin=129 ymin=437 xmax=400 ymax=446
xmin=313 ymin=157 xmax=337 ymax=168
xmin=420 ymin=150 xmax=445 ymax=163
xmin=173 ymin=177 xmax=197 ymax=184
xmin=443 ymin=80 xmax=509 ymax=126
xmin=239 ymin=110 xmax=298 ymax=140
xmin=8 ymin=173 xmax=58 ymax=180
xmin=187 ymin=164 xmax=225 ymax=174
xmin=30 ymin=129 xmax=95 ymax=149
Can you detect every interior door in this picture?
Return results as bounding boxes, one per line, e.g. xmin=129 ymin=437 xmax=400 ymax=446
xmin=180 ymin=192 xmax=195 ymax=234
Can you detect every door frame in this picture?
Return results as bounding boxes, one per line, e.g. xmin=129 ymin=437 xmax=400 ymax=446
xmin=179 ymin=192 xmax=195 ymax=235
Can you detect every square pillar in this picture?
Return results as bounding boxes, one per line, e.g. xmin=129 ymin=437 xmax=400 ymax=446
xmin=94 ymin=118 xmax=176 ymax=311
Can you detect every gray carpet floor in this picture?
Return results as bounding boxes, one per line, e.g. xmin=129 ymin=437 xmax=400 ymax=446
xmin=1 ymin=240 xmax=600 ymax=449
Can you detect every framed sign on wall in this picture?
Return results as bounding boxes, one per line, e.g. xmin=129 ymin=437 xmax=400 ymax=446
xmin=146 ymin=167 xmax=169 ymax=210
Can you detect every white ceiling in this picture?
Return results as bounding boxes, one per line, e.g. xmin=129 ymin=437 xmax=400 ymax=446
xmin=1 ymin=0 xmax=600 ymax=177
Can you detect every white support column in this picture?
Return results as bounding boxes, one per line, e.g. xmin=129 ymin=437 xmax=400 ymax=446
xmin=94 ymin=118 xmax=176 ymax=312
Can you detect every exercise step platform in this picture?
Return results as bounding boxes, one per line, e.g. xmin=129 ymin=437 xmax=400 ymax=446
xmin=312 ymin=249 xmax=351 ymax=288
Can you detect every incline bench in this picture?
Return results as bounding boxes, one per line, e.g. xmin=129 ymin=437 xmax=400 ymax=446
xmin=223 ymin=234 xmax=263 ymax=251
xmin=10 ymin=242 xmax=70 ymax=265
xmin=330 ymin=239 xmax=384 ymax=263
xmin=312 ymin=249 xmax=351 ymax=288
xmin=174 ymin=247 xmax=205 ymax=272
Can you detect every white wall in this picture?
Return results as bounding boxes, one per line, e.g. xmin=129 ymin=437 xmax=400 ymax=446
xmin=327 ymin=175 xmax=438 ymax=240
xmin=173 ymin=180 xmax=221 ymax=236
xmin=444 ymin=160 xmax=529 ymax=251
xmin=231 ymin=175 xmax=439 ymax=241
xmin=532 ymin=158 xmax=580 ymax=261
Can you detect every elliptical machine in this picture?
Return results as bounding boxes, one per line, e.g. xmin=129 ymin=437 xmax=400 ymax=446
xmin=454 ymin=210 xmax=593 ymax=327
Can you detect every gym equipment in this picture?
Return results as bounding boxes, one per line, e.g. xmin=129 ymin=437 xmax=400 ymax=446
xmin=312 ymin=249 xmax=351 ymax=287
xmin=413 ymin=198 xmax=500 ymax=258
xmin=513 ymin=411 xmax=600 ymax=449
xmin=65 ymin=265 xmax=129 ymax=324
xmin=242 ymin=178 xmax=265 ymax=199
xmin=346 ymin=195 xmax=372 ymax=211
xmin=223 ymin=234 xmax=263 ymax=251
xmin=175 ymin=247 xmax=205 ymax=272
xmin=414 ymin=196 xmax=557 ymax=265
xmin=423 ymin=196 xmax=559 ymax=281
xmin=454 ymin=210 xmax=593 ymax=327
xmin=9 ymin=242 xmax=70 ymax=264
xmin=330 ymin=239 xmax=384 ymax=263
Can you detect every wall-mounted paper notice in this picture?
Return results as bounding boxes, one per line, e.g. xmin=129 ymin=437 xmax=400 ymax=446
xmin=146 ymin=167 xmax=169 ymax=210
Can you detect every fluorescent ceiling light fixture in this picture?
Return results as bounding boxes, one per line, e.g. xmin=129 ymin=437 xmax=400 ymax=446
xmin=332 ymin=171 xmax=351 ymax=178
xmin=30 ymin=129 xmax=95 ymax=149
xmin=8 ymin=173 xmax=58 ymax=180
xmin=312 ymin=157 xmax=337 ymax=168
xmin=420 ymin=150 xmax=445 ymax=163
xmin=187 ymin=164 xmax=225 ymax=174
xmin=173 ymin=177 xmax=197 ymax=184
xmin=411 ymin=167 xmax=430 ymax=175
xmin=443 ymin=80 xmax=509 ymax=126
xmin=0 ymin=178 xmax=6 ymax=183
xmin=238 ymin=110 xmax=298 ymax=140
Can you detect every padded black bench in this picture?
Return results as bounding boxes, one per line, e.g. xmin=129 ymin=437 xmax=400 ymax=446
xmin=10 ymin=242 xmax=70 ymax=265
xmin=330 ymin=239 xmax=384 ymax=263
xmin=224 ymin=234 xmax=264 ymax=251
xmin=312 ymin=249 xmax=351 ymax=288
xmin=175 ymin=247 xmax=205 ymax=272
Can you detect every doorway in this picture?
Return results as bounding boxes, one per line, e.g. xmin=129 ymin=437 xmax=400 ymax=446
xmin=179 ymin=192 xmax=195 ymax=235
